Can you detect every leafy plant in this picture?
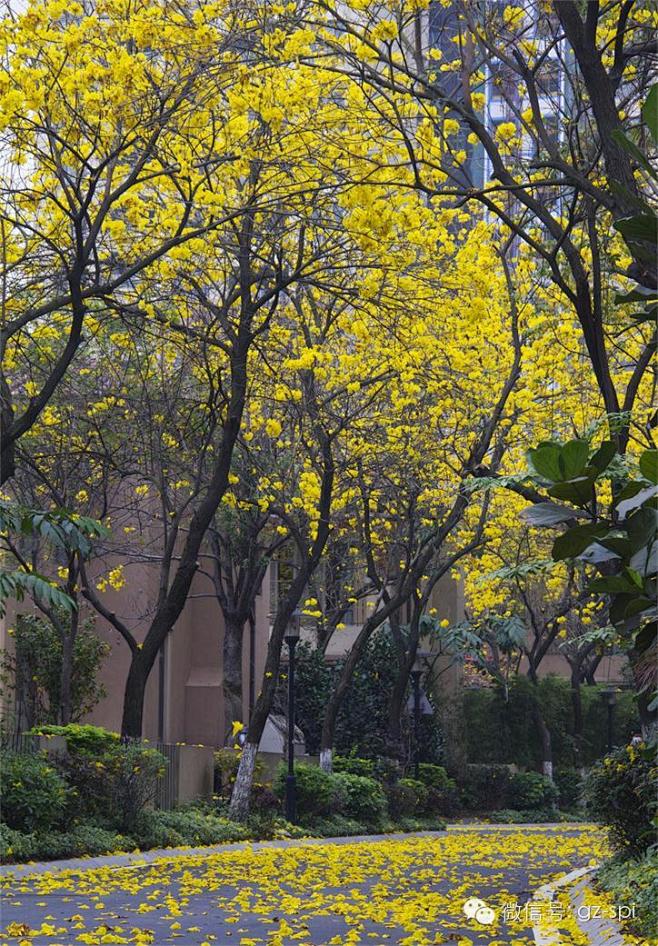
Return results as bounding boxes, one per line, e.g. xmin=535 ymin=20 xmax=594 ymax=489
xmin=29 ymin=723 xmax=119 ymax=755
xmin=273 ymin=761 xmax=334 ymax=817
xmin=585 ymin=743 xmax=657 ymax=855
xmin=508 ymin=772 xmax=558 ymax=811
xmin=0 ymin=752 xmax=70 ymax=832
xmin=4 ymin=614 xmax=110 ymax=728
xmin=331 ymin=772 xmax=388 ymax=825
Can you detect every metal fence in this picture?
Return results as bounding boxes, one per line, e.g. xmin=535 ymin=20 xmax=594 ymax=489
xmin=153 ymin=741 xmax=179 ymax=811
xmin=1 ymin=731 xmax=182 ymax=811
xmin=1 ymin=730 xmax=40 ymax=754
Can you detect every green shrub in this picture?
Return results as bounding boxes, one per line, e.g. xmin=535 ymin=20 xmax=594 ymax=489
xmin=598 ymin=851 xmax=658 ymax=941
xmin=385 ymin=778 xmax=428 ymax=818
xmin=0 ymin=752 xmax=70 ymax=832
xmin=585 ymin=743 xmax=657 ymax=855
xmin=214 ymin=749 xmax=264 ymax=796
xmin=331 ymin=772 xmax=388 ymax=825
xmin=105 ymin=743 xmax=167 ymax=830
xmin=459 ymin=764 xmax=512 ymax=811
xmin=134 ymin=808 xmax=249 ymax=848
xmin=0 ymin=822 xmax=134 ymax=864
xmin=416 ymin=764 xmax=459 ymax=815
xmin=273 ymin=762 xmax=333 ymax=817
xmin=493 ymin=808 xmax=588 ymax=824
xmin=508 ymin=772 xmax=558 ymax=811
xmin=399 ymin=778 xmax=429 ymax=813
xmin=250 ymin=783 xmax=280 ymax=816
xmin=333 ymin=754 xmax=375 ymax=778
xmin=29 ymin=723 xmax=119 ymax=755
xmin=555 ymin=768 xmax=583 ymax=809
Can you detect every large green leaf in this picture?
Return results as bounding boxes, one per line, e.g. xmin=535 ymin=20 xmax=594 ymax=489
xmin=520 ymin=501 xmax=582 ymax=527
xmin=558 ymin=440 xmax=590 ymax=479
xmin=527 ymin=444 xmax=562 ymax=482
xmin=614 ymin=214 xmax=657 ymax=244
xmin=640 ymin=449 xmax=658 ymax=484
xmin=552 ymin=523 xmax=608 ymax=560
xmin=587 ymin=441 xmax=617 ymax=475
xmin=548 ymin=476 xmax=595 ymax=506
xmin=642 ymin=83 xmax=658 ymax=146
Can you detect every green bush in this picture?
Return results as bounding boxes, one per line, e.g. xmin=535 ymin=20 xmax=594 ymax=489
xmin=585 ymin=743 xmax=657 ymax=855
xmin=54 ymin=740 xmax=167 ymax=831
xmin=508 ymin=772 xmax=558 ymax=811
xmin=385 ymin=778 xmax=427 ymax=818
xmin=134 ymin=808 xmax=249 ymax=848
xmin=492 ymin=808 xmax=588 ymax=824
xmin=416 ymin=764 xmax=459 ymax=815
xmin=555 ymin=768 xmax=583 ymax=809
xmin=273 ymin=762 xmax=333 ymax=817
xmin=598 ymin=851 xmax=658 ymax=941
xmin=0 ymin=752 xmax=70 ymax=832
xmin=459 ymin=763 xmax=512 ymax=811
xmin=0 ymin=822 xmax=134 ymax=864
xmin=399 ymin=778 xmax=429 ymax=813
xmin=213 ymin=749 xmax=264 ymax=796
xmin=333 ymin=754 xmax=375 ymax=778
xmin=29 ymin=723 xmax=119 ymax=755
xmin=331 ymin=772 xmax=387 ymax=825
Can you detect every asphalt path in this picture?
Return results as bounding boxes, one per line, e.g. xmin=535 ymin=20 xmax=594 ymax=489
xmin=0 ymin=825 xmax=606 ymax=946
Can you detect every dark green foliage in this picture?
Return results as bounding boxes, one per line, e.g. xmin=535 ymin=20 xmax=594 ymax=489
xmin=0 ymin=823 xmax=134 ymax=863
xmin=493 ymin=809 xmax=587 ymax=824
xmin=273 ymin=761 xmax=334 ymax=817
xmin=0 ymin=752 xmax=70 ymax=832
xmin=554 ymin=769 xmax=583 ymax=809
xmin=331 ymin=772 xmax=388 ymax=826
xmin=508 ymin=772 xmax=558 ymax=811
xmin=416 ymin=764 xmax=459 ymax=816
xmin=397 ymin=778 xmax=429 ymax=814
xmin=459 ymin=764 xmax=513 ymax=811
xmin=50 ymin=734 xmax=167 ymax=831
xmin=585 ymin=743 xmax=657 ymax=855
xmin=463 ymin=677 xmax=640 ymax=769
xmin=4 ymin=613 xmax=110 ymax=727
xmin=134 ymin=808 xmax=250 ymax=848
xmin=597 ymin=851 xmax=658 ymax=941
xmin=276 ymin=630 xmax=444 ymax=766
xmin=384 ymin=779 xmax=421 ymax=820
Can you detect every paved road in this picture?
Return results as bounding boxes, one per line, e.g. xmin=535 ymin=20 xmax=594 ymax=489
xmin=0 ymin=825 xmax=607 ymax=946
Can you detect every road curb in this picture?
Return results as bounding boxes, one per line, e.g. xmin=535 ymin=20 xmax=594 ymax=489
xmin=530 ymin=865 xmax=632 ymax=946
xmin=530 ymin=865 xmax=597 ymax=945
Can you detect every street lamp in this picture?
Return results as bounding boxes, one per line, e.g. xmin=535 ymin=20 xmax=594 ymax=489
xmin=601 ymin=687 xmax=617 ymax=754
xmin=410 ymin=653 xmax=428 ymax=780
xmin=284 ymin=608 xmax=301 ymax=823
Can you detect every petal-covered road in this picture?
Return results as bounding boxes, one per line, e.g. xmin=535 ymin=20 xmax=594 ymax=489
xmin=1 ymin=825 xmax=608 ymax=946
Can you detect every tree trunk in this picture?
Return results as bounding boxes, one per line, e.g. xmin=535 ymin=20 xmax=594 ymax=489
xmin=121 ymin=652 xmax=150 ymax=738
xmin=319 ymin=747 xmax=332 ymax=773
xmin=533 ymin=702 xmax=553 ymax=780
xmin=570 ymin=673 xmax=584 ymax=771
xmin=58 ymin=607 xmax=78 ymax=726
xmin=386 ymin=654 xmax=413 ymax=764
xmin=223 ymin=615 xmax=244 ymax=743
xmin=229 ymin=742 xmax=258 ymax=820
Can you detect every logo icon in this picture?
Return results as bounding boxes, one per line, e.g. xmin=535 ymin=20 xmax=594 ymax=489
xmin=463 ymin=897 xmax=497 ymax=925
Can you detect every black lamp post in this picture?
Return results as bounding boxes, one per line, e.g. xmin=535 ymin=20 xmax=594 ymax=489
xmin=410 ymin=656 xmax=424 ymax=780
xmin=601 ymin=687 xmax=617 ymax=754
xmin=284 ymin=608 xmax=301 ymax=823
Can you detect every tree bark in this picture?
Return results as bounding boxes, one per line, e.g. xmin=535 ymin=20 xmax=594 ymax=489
xmin=59 ymin=607 xmax=78 ymax=726
xmin=121 ymin=652 xmax=150 ymax=738
xmin=223 ymin=615 xmax=244 ymax=743
xmin=570 ymin=672 xmax=584 ymax=771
